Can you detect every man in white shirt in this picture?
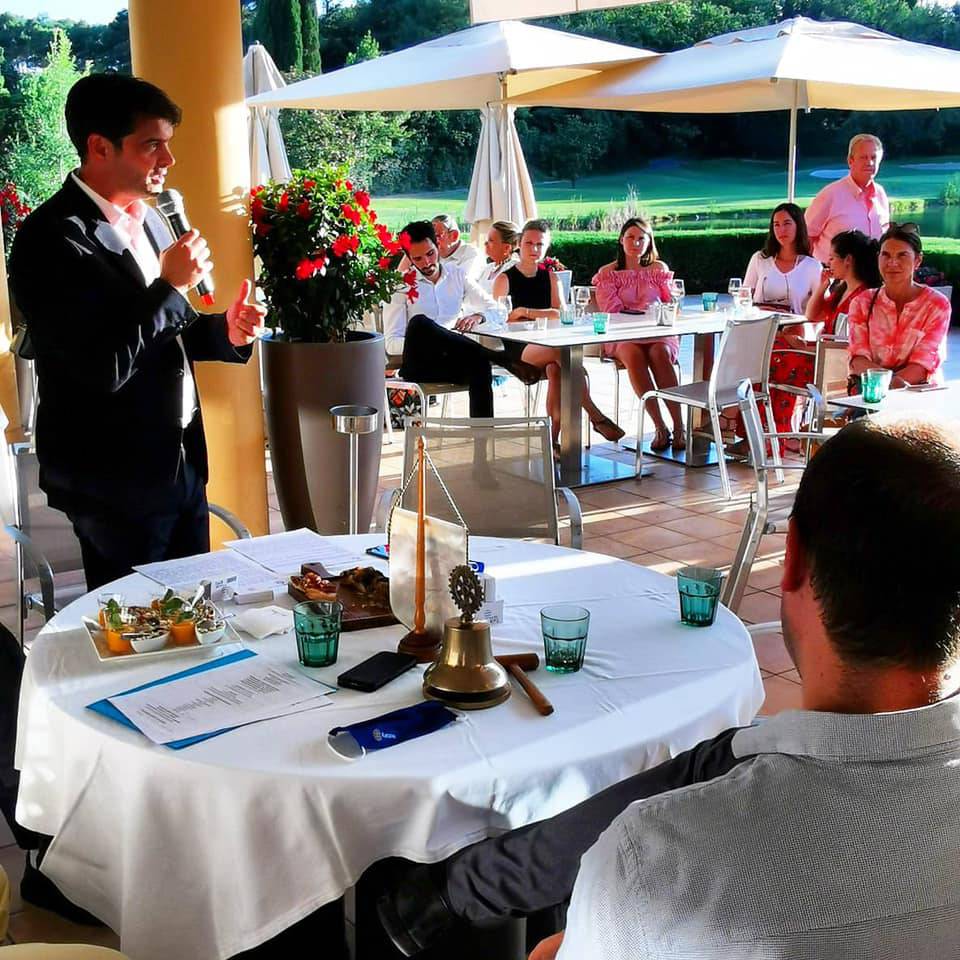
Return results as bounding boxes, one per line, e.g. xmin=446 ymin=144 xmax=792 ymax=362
xmin=432 ymin=214 xmax=484 ymax=282
xmin=379 ymin=414 xmax=960 ymax=960
xmin=805 ymin=134 xmax=890 ymax=263
xmin=384 ymin=220 xmax=538 ymax=417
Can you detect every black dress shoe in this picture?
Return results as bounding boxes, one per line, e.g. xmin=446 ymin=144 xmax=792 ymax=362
xmin=20 ymin=858 xmax=105 ymax=926
xmin=376 ymin=862 xmax=457 ymax=956
xmin=500 ymin=355 xmax=543 ymax=387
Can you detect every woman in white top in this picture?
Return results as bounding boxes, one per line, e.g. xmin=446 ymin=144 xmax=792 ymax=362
xmin=743 ymin=203 xmax=821 ymax=313
xmin=476 ymin=220 xmax=520 ymax=294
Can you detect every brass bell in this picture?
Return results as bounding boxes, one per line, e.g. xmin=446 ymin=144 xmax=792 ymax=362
xmin=423 ymin=566 xmax=510 ymax=710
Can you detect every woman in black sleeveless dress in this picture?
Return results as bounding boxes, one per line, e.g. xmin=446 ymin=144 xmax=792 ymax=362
xmin=493 ymin=219 xmax=623 ymax=445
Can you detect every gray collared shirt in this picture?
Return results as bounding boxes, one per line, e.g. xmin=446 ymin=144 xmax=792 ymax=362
xmin=558 ymin=695 xmax=960 ymax=959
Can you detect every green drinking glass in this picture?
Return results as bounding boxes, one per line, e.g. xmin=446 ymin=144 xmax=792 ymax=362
xmin=294 ymin=600 xmax=343 ymax=667
xmin=676 ymin=566 xmax=724 ymax=627
xmin=861 ymin=367 xmax=893 ymax=404
xmin=541 ymin=604 xmax=590 ymax=673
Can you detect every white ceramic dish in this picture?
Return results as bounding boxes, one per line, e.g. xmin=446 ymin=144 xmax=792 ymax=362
xmin=128 ymin=630 xmax=170 ymax=654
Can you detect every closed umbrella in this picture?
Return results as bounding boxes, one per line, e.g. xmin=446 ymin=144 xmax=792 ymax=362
xmin=248 ymin=21 xmax=652 ymax=229
xmin=243 ymin=42 xmax=292 ymax=186
xmin=465 ymin=103 xmax=538 ymax=241
xmin=509 ymin=18 xmax=960 ymax=199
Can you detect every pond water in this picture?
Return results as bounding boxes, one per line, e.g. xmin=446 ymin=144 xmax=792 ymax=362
xmin=664 ymin=206 xmax=960 ymax=238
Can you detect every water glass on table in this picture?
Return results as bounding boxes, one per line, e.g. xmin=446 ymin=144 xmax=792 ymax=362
xmin=736 ymin=286 xmax=754 ymax=312
xmin=701 ymin=292 xmax=720 ymax=312
xmin=592 ymin=312 xmax=609 ymax=335
xmin=670 ymin=278 xmax=686 ymax=308
xmin=541 ymin=604 xmax=590 ymax=673
xmin=574 ymin=286 xmax=591 ymax=319
xmin=676 ymin=567 xmax=724 ymax=627
xmin=294 ymin=600 xmax=343 ymax=667
xmin=728 ymin=278 xmax=742 ymax=298
xmin=560 ymin=305 xmax=576 ymax=326
xmin=861 ymin=367 xmax=893 ymax=403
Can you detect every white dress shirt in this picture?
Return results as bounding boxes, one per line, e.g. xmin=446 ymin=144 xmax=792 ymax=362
xmin=382 ymin=261 xmax=499 ymax=357
xmin=443 ymin=241 xmax=484 ymax=282
xmin=71 ymin=172 xmax=197 ymax=427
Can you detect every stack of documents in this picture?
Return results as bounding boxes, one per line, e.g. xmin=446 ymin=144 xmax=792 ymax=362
xmin=88 ymin=649 xmax=334 ymax=749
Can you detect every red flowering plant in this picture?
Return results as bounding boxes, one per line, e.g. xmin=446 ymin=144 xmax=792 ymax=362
xmin=249 ymin=164 xmax=411 ymax=342
xmin=1 ymin=183 xmax=30 ymax=259
xmin=539 ymin=256 xmax=566 ymax=273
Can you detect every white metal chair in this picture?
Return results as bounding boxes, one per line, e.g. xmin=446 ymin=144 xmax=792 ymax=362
xmin=375 ymin=417 xmax=583 ymax=548
xmin=636 ymin=313 xmax=782 ymax=500
xmin=721 ymin=380 xmax=825 ymax=614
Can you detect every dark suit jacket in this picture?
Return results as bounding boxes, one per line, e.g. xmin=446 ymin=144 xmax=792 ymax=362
xmin=9 ymin=176 xmax=252 ymax=515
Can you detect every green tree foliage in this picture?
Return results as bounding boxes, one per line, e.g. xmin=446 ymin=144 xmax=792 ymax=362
xmin=254 ymin=0 xmax=304 ymax=71
xmin=278 ymin=32 xmax=407 ymax=189
xmin=300 ymin=0 xmax=322 ymax=72
xmin=4 ymin=29 xmax=89 ymax=206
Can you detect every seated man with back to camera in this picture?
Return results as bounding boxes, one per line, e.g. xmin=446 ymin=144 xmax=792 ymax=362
xmin=383 ymin=220 xmax=539 ymax=419
xmin=379 ymin=411 xmax=960 ymax=960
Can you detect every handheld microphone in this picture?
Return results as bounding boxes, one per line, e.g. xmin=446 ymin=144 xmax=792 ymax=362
xmin=156 ymin=189 xmax=215 ymax=306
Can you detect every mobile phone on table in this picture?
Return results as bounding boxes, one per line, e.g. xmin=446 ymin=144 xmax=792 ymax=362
xmin=337 ymin=652 xmax=417 ymax=692
xmin=366 ymin=544 xmax=389 ymax=560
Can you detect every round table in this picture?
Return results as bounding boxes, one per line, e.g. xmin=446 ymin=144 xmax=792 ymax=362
xmin=15 ymin=536 xmax=763 ymax=960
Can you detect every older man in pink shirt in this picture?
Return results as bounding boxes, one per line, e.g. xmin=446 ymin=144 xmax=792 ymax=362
xmin=805 ymin=134 xmax=890 ymax=263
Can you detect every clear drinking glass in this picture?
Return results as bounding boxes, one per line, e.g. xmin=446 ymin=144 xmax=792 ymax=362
xmin=676 ymin=567 xmax=724 ymax=627
xmin=574 ymin=286 xmax=591 ymax=318
xmin=670 ymin=278 xmax=686 ymax=307
xmin=294 ymin=600 xmax=343 ymax=667
xmin=728 ymin=277 xmax=743 ymax=297
xmin=541 ymin=604 xmax=590 ymax=673
xmin=736 ymin=286 xmax=754 ymax=312
xmin=495 ymin=295 xmax=512 ymax=324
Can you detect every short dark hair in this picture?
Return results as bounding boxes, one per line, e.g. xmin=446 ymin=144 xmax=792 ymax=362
xmin=791 ymin=416 xmax=960 ymax=670
xmin=401 ymin=221 xmax=436 ymax=246
xmin=880 ymin=221 xmax=923 ymax=257
xmin=521 ymin=218 xmax=551 ymax=238
xmin=761 ymin=202 xmax=811 ymax=258
xmin=66 ymin=74 xmax=182 ymax=160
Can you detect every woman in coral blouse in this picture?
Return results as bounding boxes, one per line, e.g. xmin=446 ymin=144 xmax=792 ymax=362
xmin=592 ymin=218 xmax=684 ymax=451
xmin=847 ymin=223 xmax=951 ymax=389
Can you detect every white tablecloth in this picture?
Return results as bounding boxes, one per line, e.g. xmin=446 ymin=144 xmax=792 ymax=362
xmin=15 ymin=536 xmax=763 ymax=960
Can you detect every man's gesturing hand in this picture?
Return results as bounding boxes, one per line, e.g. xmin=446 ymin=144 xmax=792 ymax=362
xmin=160 ymin=229 xmax=212 ymax=295
xmin=226 ymin=279 xmax=267 ymax=347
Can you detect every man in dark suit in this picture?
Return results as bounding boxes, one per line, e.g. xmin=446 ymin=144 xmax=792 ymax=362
xmin=9 ymin=74 xmax=266 ymax=590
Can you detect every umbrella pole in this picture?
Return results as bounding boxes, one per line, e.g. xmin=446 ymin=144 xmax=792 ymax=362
xmin=787 ymin=85 xmax=799 ymax=202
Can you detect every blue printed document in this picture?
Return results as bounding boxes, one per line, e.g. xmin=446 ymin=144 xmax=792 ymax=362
xmin=88 ymin=650 xmax=334 ymax=749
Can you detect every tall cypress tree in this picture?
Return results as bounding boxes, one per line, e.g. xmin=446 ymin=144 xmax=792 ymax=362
xmin=254 ymin=0 xmax=303 ymax=72
xmin=300 ymin=0 xmax=321 ymax=74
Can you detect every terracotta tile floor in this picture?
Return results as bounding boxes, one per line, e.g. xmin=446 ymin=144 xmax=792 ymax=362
xmin=0 ymin=373 xmax=809 ymax=949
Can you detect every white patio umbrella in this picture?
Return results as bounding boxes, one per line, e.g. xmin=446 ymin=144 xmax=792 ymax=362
xmin=247 ymin=21 xmax=652 ymax=234
xmin=508 ymin=18 xmax=960 ymax=200
xmin=243 ymin=42 xmax=292 ymax=186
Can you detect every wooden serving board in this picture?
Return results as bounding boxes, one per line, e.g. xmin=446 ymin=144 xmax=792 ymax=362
xmin=288 ymin=563 xmax=399 ymax=632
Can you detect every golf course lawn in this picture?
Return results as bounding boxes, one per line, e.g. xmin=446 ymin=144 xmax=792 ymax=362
xmin=373 ymin=156 xmax=960 ymax=236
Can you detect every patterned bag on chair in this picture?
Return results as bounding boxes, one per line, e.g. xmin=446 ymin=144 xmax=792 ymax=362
xmin=387 ymin=386 xmax=422 ymax=429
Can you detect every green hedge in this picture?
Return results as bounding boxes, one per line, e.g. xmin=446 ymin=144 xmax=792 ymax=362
xmin=551 ymin=230 xmax=960 ymax=319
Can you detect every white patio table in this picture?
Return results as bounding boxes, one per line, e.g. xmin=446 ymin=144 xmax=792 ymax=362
xmin=15 ymin=535 xmax=763 ymax=960
xmin=491 ymin=299 xmax=802 ymax=487
xmin=828 ymin=379 xmax=960 ymax=417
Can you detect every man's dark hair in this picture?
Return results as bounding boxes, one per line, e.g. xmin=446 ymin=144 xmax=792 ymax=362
xmin=791 ymin=417 xmax=960 ymax=670
xmin=402 ymin=221 xmax=437 ymax=246
xmin=66 ymin=74 xmax=182 ymax=160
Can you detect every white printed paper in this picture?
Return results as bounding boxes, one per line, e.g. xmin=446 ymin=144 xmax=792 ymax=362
xmin=225 ymin=528 xmax=366 ymax=577
xmin=136 ymin=550 xmax=282 ymax=595
xmin=108 ymin=656 xmax=332 ymax=744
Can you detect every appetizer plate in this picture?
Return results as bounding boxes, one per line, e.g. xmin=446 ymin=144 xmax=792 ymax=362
xmin=81 ymin=603 xmax=234 ymax=663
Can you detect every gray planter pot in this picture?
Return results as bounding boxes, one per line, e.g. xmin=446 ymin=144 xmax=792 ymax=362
xmin=262 ymin=330 xmax=384 ymax=535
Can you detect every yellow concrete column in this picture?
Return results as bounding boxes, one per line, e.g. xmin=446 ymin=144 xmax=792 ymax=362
xmin=0 ymin=228 xmax=25 ymax=443
xmin=129 ymin=0 xmax=268 ymax=541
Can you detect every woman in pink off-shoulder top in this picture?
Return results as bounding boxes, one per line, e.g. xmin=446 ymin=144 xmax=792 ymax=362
xmin=592 ymin=218 xmax=684 ymax=451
